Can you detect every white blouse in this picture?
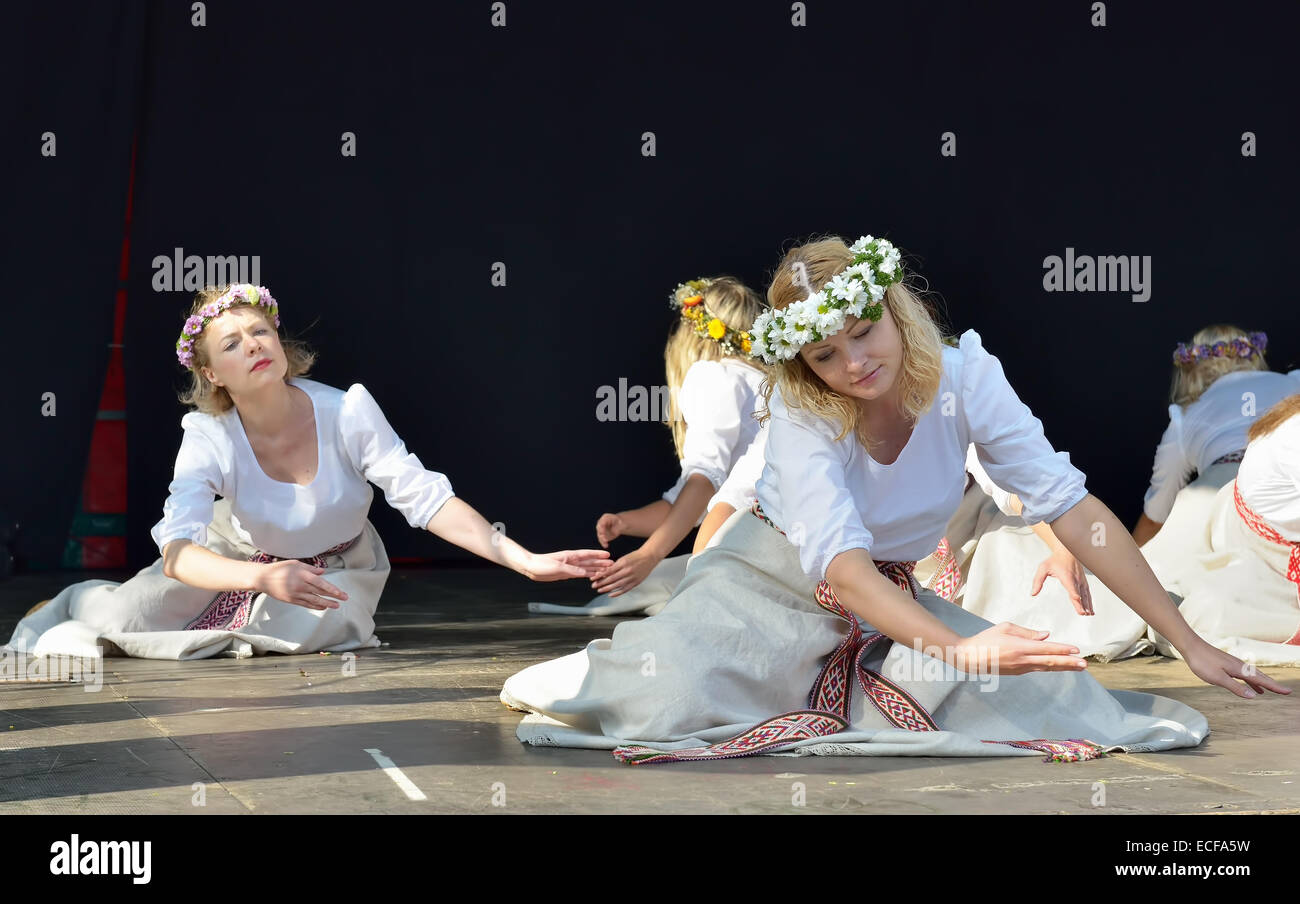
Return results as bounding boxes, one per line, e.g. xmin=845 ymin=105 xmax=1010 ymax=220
xmin=662 ymin=357 xmax=767 ymax=506
xmin=755 ymin=330 xmax=1089 ymax=583
xmin=1143 ymin=369 xmax=1300 ymax=523
xmin=1237 ymin=412 xmax=1300 ymax=541
xmin=707 ymin=423 xmax=768 ymax=514
xmin=150 ymin=378 xmax=456 ymax=559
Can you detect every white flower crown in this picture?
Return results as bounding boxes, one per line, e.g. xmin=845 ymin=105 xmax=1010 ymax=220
xmin=748 ymin=236 xmax=903 ymax=364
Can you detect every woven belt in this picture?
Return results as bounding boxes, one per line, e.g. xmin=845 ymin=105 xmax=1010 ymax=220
xmin=610 ymin=501 xmax=1110 ymax=764
xmin=186 ymin=533 xmax=361 ymax=631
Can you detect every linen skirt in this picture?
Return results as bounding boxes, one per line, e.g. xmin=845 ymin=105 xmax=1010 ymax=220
xmin=5 ymin=498 xmax=390 ymax=660
xmin=501 ymin=505 xmax=1209 ymax=761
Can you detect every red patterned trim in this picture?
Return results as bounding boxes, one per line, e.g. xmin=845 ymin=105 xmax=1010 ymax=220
xmin=186 ymin=534 xmax=360 ymax=632
xmin=1233 ymin=480 xmax=1300 ymax=632
xmin=928 ymin=536 xmax=963 ymax=602
xmin=982 ymin=738 xmax=1109 ymax=763
xmin=1211 ymin=449 xmax=1246 ymax=467
xmin=606 ymin=501 xmax=1121 ymax=765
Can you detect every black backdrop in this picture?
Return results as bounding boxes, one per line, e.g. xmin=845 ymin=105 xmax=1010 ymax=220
xmin=6 ymin=0 xmax=1298 ymax=572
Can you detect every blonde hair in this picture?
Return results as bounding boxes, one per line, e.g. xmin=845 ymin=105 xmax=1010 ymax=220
xmin=756 ymin=235 xmax=948 ymax=445
xmin=178 ymin=285 xmax=316 ymax=415
xmin=1248 ymin=393 xmax=1300 ymax=442
xmin=664 ymin=276 xmax=765 ymax=459
xmin=1170 ymin=324 xmax=1267 ymax=407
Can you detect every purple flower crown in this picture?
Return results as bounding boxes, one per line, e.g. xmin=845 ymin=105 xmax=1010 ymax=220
xmin=1172 ymin=331 xmax=1266 ymax=366
xmin=176 ymin=284 xmax=280 ymax=368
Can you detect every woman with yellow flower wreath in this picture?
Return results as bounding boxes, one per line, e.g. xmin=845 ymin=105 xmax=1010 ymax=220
xmin=530 ymin=276 xmax=767 ymax=616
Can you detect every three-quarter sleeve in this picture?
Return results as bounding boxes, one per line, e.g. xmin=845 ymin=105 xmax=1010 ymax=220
xmin=1142 ymin=406 xmax=1192 ymax=522
xmin=707 ymin=426 xmax=768 ymax=513
xmin=150 ymin=414 xmax=230 ymax=556
xmin=340 ymin=384 xmax=455 ymax=529
xmin=964 ymin=444 xmax=1018 ymax=517
xmin=766 ymin=395 xmax=874 ymax=583
xmin=959 ymin=330 xmax=1088 ymax=524
xmin=662 ymin=360 xmax=751 ymax=503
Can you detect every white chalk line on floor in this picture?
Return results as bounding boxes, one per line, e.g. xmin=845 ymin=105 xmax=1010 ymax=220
xmin=363 ymin=748 xmax=427 ymax=801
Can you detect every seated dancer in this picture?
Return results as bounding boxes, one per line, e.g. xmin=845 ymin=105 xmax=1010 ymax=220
xmin=1136 ymin=326 xmax=1300 ymax=596
xmin=501 ymin=235 xmax=1287 ymax=764
xmin=936 ymin=327 xmax=1299 ymax=661
xmin=7 ymin=285 xmax=610 ymax=660
xmin=1150 ymin=394 xmax=1300 ymax=666
xmin=530 ymin=276 xmax=765 ymax=616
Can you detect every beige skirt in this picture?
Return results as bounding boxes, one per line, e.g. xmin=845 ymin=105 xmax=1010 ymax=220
xmin=5 ymin=498 xmax=391 ymax=660
xmin=502 ymin=506 xmax=1208 ymax=761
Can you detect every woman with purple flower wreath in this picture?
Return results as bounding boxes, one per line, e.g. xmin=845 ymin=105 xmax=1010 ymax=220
xmin=7 ymin=284 xmax=611 ymax=660
xmin=924 ymin=324 xmax=1300 ymax=663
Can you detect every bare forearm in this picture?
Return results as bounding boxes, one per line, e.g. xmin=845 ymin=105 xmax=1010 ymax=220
xmin=643 ymin=474 xmax=712 ymax=558
xmin=617 ymin=500 xmax=672 ymax=538
xmin=827 ymin=549 xmax=965 ymax=655
xmin=694 ymin=503 xmax=734 ymax=553
xmin=1048 ymin=495 xmax=1197 ymax=650
xmin=425 ymin=497 xmax=531 ymax=574
xmin=163 ymin=540 xmax=262 ymax=591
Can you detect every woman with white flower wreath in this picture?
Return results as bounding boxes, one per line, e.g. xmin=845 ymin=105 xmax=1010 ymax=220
xmin=530 ymin=276 xmax=767 ymax=617
xmin=8 ymin=284 xmax=612 ymax=660
xmin=501 ymin=234 xmax=1288 ymax=765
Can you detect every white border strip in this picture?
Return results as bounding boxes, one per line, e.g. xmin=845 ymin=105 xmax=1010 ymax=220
xmin=363 ymin=748 xmax=427 ymax=801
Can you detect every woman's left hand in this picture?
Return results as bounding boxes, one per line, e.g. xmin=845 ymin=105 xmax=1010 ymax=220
xmin=1031 ymin=551 xmax=1093 ymax=615
xmin=1182 ymin=640 xmax=1292 ymax=699
xmin=590 ymin=546 xmax=662 ymax=597
xmin=521 ymin=549 xmax=613 ymax=582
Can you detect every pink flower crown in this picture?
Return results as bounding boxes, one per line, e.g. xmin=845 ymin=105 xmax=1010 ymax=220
xmin=176 ymin=284 xmax=280 ymax=368
xmin=1172 ymin=331 xmax=1266 ymax=366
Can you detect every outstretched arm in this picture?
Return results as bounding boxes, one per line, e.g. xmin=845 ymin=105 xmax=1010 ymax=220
xmin=595 ymin=499 xmax=670 ymax=546
xmin=590 ymin=473 xmax=712 ymax=596
xmin=1047 ymin=494 xmax=1289 ymax=698
xmin=425 ymin=497 xmax=610 ymax=582
xmin=826 ymin=548 xmax=1089 ymax=675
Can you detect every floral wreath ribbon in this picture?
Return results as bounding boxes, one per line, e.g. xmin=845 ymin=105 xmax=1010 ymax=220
xmin=748 ymin=235 xmax=903 ymax=365
xmin=176 ymin=284 xmax=280 ymax=368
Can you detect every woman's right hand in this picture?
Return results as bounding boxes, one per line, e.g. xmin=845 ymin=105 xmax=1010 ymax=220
xmin=595 ymin=512 xmax=626 ymax=548
xmin=949 ymin=622 xmax=1089 ymax=675
xmin=255 ymin=560 xmax=349 ymax=610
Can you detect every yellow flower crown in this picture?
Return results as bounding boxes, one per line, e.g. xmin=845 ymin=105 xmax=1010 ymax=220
xmin=668 ymin=278 xmax=753 ymax=356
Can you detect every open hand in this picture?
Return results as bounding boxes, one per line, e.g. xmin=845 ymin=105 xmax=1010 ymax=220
xmin=590 ymin=546 xmax=661 ymax=597
xmin=256 ymin=560 xmax=348 ymax=610
xmin=1031 ymin=551 xmax=1093 ymax=615
xmin=951 ymin=622 xmax=1088 ymax=675
xmin=521 ymin=549 xmax=613 ymax=582
xmin=1182 ymin=639 xmax=1292 ymax=699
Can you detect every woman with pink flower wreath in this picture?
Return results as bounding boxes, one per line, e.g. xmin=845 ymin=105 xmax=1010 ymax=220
xmin=7 ymin=284 xmax=611 ymax=660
